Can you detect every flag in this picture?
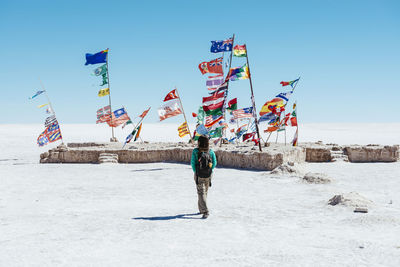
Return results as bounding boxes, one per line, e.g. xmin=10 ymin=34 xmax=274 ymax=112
xmin=100 ymin=73 xmax=108 ymax=86
xmin=264 ymin=126 xmax=279 ymax=133
xmin=243 ymin=132 xmax=255 ymax=142
xmin=37 ymin=103 xmax=48 ymax=108
xmin=208 ymin=127 xmax=223 ymax=138
xmin=285 ymin=117 xmax=297 ymax=127
xmin=293 ymin=103 xmax=297 ymax=110
xmin=259 ymin=112 xmax=277 ymax=123
xmin=96 ymin=105 xmax=111 ymax=124
xmin=85 ymin=49 xmax=108 ymax=65
xmin=196 ymin=124 xmax=208 ymax=135
xmin=292 ymin=129 xmax=298 ymax=146
xmin=210 ymin=38 xmax=233 ymax=53
xmin=196 ymin=106 xmax=206 ymax=124
xmin=198 ymin=57 xmax=223 ymax=75
xmin=134 ymin=123 xmax=143 ymax=141
xmin=164 ymin=89 xmax=179 ymax=101
xmin=158 ymin=99 xmax=182 ymax=121
xmin=232 ymin=107 xmax=253 ymax=119
xmin=46 ymin=106 xmax=53 ymax=114
xmin=206 ymin=74 xmax=224 ymax=90
xmin=94 ymin=64 xmax=107 ymax=76
xmin=218 ymin=120 xmax=228 ymax=129
xmin=280 ymin=78 xmax=299 ymax=88
xmin=122 ymin=120 xmax=132 ymax=129
xmin=98 ymin=88 xmax=110 ymax=97
xmin=259 ymin=98 xmax=285 ymax=116
xmin=276 ymin=91 xmax=293 ymax=102
xmin=178 ymin=122 xmax=190 ymax=138
xmin=123 ymin=127 xmax=138 ymax=147
xmin=226 ymin=98 xmax=238 ymax=111
xmin=47 ymin=129 xmax=62 ymax=142
xmin=229 ymin=64 xmax=249 ymax=81
xmin=139 ymin=107 xmax=151 ymax=118
xmin=29 ymin=90 xmax=45 ymax=99
xmin=233 ymin=45 xmax=246 ymax=57
xmin=37 ymin=131 xmax=49 ymax=147
xmin=205 ymin=115 xmax=223 ymax=128
xmin=208 ymin=82 xmax=228 ymax=95
xmin=192 ymin=112 xmax=197 ymax=117
xmin=44 ymin=115 xmax=57 ymax=127
xmin=37 ymin=121 xmax=62 ymax=146
xmin=107 ymin=108 xmax=130 ymax=127
xmin=202 ymin=91 xmax=225 ymax=116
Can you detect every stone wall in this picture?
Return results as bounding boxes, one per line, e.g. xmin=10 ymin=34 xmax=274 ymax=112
xmin=345 ymin=145 xmax=399 ymax=162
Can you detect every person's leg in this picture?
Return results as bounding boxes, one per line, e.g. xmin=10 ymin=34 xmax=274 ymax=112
xmin=197 ymin=177 xmax=209 ymax=215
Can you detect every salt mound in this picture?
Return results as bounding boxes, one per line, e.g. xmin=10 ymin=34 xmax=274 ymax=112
xmin=303 ymin=172 xmax=332 ymax=184
xmin=270 ymin=162 xmax=305 ymax=177
xmin=328 ymin=192 xmax=373 ymax=208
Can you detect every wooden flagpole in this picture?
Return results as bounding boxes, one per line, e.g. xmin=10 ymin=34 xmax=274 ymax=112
xmin=105 ymin=48 xmax=116 ymax=142
xmin=175 ymin=88 xmax=193 ymax=140
xmin=284 ymin=77 xmax=300 ymax=145
xmin=38 ymin=78 xmax=64 ymax=144
xmin=244 ymin=44 xmax=262 ymax=152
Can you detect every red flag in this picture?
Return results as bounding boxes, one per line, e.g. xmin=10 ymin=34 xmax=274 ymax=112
xmin=230 ymin=128 xmax=235 ymax=133
xmin=192 ymin=112 xmax=197 ymax=117
xmin=243 ymin=132 xmax=255 ymax=142
xmin=139 ymin=107 xmax=151 ymax=118
xmin=264 ymin=126 xmax=279 ymax=133
xmin=290 ymin=117 xmax=298 ymax=127
xmin=198 ymin=57 xmax=223 ymax=75
xmin=280 ymin=81 xmax=290 ymax=86
xmin=164 ymin=89 xmax=179 ymax=102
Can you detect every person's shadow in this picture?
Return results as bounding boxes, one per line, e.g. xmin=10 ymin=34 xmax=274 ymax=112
xmin=132 ymin=213 xmax=203 ymax=221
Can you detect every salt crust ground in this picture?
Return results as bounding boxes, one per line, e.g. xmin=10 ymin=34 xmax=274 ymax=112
xmin=1 ymin=124 xmax=400 ymax=266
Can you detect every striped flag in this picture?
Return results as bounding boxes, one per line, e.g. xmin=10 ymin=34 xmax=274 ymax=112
xmin=96 ymin=105 xmax=111 ymax=124
xmin=158 ymin=99 xmax=182 ymax=121
xmin=202 ymin=91 xmax=225 ymax=116
xmin=232 ymin=107 xmax=253 ymax=119
xmin=139 ymin=107 xmax=151 ymax=118
xmin=178 ymin=122 xmax=190 ymax=137
xmin=205 ymin=115 xmax=223 ymax=128
xmin=275 ymin=91 xmax=293 ymax=102
xmin=107 ymin=108 xmax=130 ymax=127
xmin=44 ymin=115 xmax=57 ymax=127
xmin=208 ymin=82 xmax=228 ymax=95
xmin=206 ymin=74 xmax=224 ymax=90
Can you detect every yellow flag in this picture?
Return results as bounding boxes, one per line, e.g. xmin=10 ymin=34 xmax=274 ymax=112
xmin=37 ymin=103 xmax=48 ymax=108
xmin=178 ymin=122 xmax=189 ymax=137
xmin=98 ymin=88 xmax=110 ymax=97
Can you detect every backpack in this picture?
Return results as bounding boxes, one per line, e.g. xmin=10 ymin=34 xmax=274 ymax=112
xmin=196 ymin=151 xmax=213 ymax=178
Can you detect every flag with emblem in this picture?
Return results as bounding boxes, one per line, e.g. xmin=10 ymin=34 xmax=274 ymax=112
xmin=210 ymin=38 xmax=233 ymax=53
xmin=158 ymin=99 xmax=182 ymax=121
xmin=164 ymin=89 xmax=179 ymax=102
xmin=232 ymin=107 xmax=253 ymax=119
xmin=96 ymin=105 xmax=111 ymax=124
xmin=93 ymin=64 xmax=107 ymax=76
xmin=107 ymin=107 xmax=130 ymax=127
xmin=178 ymin=122 xmax=190 ymax=137
xmin=198 ymin=57 xmax=223 ymax=75
xmin=98 ymin=88 xmax=110 ymax=97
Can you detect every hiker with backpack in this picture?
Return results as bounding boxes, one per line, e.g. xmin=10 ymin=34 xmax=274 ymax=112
xmin=191 ymin=136 xmax=217 ymax=219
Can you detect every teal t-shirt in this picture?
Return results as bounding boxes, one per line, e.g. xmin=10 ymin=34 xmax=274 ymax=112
xmin=190 ymin=148 xmax=217 ymax=172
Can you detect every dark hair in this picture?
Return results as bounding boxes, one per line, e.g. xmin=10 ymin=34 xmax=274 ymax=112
xmin=198 ymin=136 xmax=209 ymax=151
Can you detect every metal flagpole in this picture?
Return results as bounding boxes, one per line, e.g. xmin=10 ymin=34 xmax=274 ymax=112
xmin=105 ymin=48 xmax=116 ymax=142
xmin=38 ymin=78 xmax=64 ymax=144
xmin=244 ymin=44 xmax=262 ymax=152
xmin=175 ymin=88 xmax=193 ymax=140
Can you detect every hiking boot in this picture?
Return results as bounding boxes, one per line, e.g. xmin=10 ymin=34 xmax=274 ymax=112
xmin=202 ymin=213 xmax=209 ymax=219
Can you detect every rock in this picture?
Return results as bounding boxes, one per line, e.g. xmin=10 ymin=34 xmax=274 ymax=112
xmin=40 ymin=152 xmax=49 ymax=159
xmin=305 ymin=146 xmax=332 ymax=162
xmin=270 ymin=163 xmax=305 ymax=176
xmin=345 ymin=145 xmax=399 ymax=162
xmin=328 ymin=192 xmax=373 ymax=208
xmin=303 ymin=172 xmax=332 ymax=184
xmin=354 ymin=207 xmax=368 ymax=213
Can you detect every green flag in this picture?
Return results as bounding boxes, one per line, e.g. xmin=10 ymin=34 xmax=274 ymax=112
xmin=94 ymin=64 xmax=107 ymax=76
xmin=209 ymin=127 xmax=223 ymax=138
xmin=100 ymin=73 xmax=108 ymax=86
xmin=197 ymin=106 xmax=205 ymax=124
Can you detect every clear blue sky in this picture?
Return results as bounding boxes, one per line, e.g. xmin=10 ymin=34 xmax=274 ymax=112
xmin=1 ymin=0 xmax=399 ymax=124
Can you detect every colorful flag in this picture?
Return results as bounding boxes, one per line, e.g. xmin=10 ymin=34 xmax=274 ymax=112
xmin=44 ymin=115 xmax=57 ymax=127
xmin=178 ymin=122 xmax=190 ymax=137
xmin=94 ymin=64 xmax=107 ymax=76
xmin=228 ymin=64 xmax=249 ymax=81
xmin=276 ymin=91 xmax=293 ymax=102
xmin=218 ymin=120 xmax=228 ymax=129
xmin=264 ymin=126 xmax=279 ymax=133
xmin=158 ymin=99 xmax=182 ymax=121
xmin=122 ymin=120 xmax=132 ymax=129
xmin=134 ymin=123 xmax=143 ymax=141
xmin=139 ymin=107 xmax=151 ymax=118
xmin=226 ymin=98 xmax=238 ymax=111
xmin=243 ymin=132 xmax=255 ymax=142
xmin=196 ymin=106 xmax=206 ymax=124
xmin=113 ymin=108 xmax=127 ymax=118
xmin=164 ymin=89 xmax=179 ymax=102
xmin=233 ymin=45 xmax=246 ymax=57
xmin=259 ymin=98 xmax=285 ymax=116
xmin=96 ymin=105 xmax=111 ymax=124
xmin=37 ymin=131 xmax=49 ymax=147
xmin=232 ymin=107 xmax=253 ymax=119
xmin=280 ymin=78 xmax=299 ymax=88
xmin=98 ymin=88 xmax=110 ymax=97
xmin=208 ymin=82 xmax=228 ymax=95
xmin=100 ymin=73 xmax=108 ymax=86
xmin=208 ymin=127 xmax=223 ymax=138
xmin=37 ymin=122 xmax=62 ymax=146
xmin=206 ymin=74 xmax=224 ymax=90
xmin=85 ymin=49 xmax=108 ymax=65
xmin=205 ymin=115 xmax=223 ymax=128
xmin=37 ymin=103 xmax=48 ymax=108
xmin=202 ymin=91 xmax=225 ymax=116
xmin=196 ymin=124 xmax=208 ymax=136
xmin=107 ymin=108 xmax=130 ymax=127
xmin=123 ymin=126 xmax=138 ymax=147
xmin=29 ymin=90 xmax=45 ymax=99
xmin=292 ymin=129 xmax=298 ymax=146
xmin=259 ymin=112 xmax=277 ymax=123
xmin=210 ymin=38 xmax=233 ymax=53
xmin=198 ymin=57 xmax=223 ymax=75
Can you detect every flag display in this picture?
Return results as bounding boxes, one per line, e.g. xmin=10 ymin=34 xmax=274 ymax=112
xmin=164 ymin=89 xmax=179 ymax=102
xmin=37 ymin=131 xmax=49 ymax=147
xmin=280 ymin=78 xmax=299 ymax=88
xmin=198 ymin=57 xmax=223 ymax=75
xmin=205 ymin=115 xmax=223 ymax=128
xmin=44 ymin=115 xmax=57 ymax=127
xmin=208 ymin=82 xmax=228 ymax=95
xmin=232 ymin=107 xmax=253 ymax=119
xmin=275 ymin=91 xmax=293 ymax=102
xmin=178 ymin=122 xmax=190 ymax=137
xmin=259 ymin=112 xmax=277 ymax=123
xmin=209 ymin=127 xmax=223 ymax=138
xmin=264 ymin=126 xmax=279 ymax=133
xmin=196 ymin=106 xmax=206 ymax=124
xmin=107 ymin=108 xmax=130 ymax=127
xmin=98 ymin=88 xmax=110 ymax=97
xmin=243 ymin=132 xmax=255 ymax=142
xmin=37 ymin=103 xmax=48 ymax=108
xmin=94 ymin=64 xmax=107 ymax=76
xmin=96 ymin=105 xmax=111 ymax=124
xmin=139 ymin=107 xmax=151 ymax=118
xmin=134 ymin=123 xmax=142 ymax=141
xmin=100 ymin=73 xmax=108 ymax=86
xmin=210 ymin=38 xmax=233 ymax=53
xmin=202 ymin=91 xmax=225 ymax=116
xmin=85 ymin=49 xmax=108 ymax=65
xmin=158 ymin=99 xmax=182 ymax=121
xmin=206 ymin=74 xmax=224 ymax=90
xmin=229 ymin=64 xmax=249 ymax=81
xmin=30 ymin=90 xmax=45 ymax=99
xmin=233 ymin=45 xmax=246 ymax=57
xmin=259 ymin=98 xmax=285 ymax=116
xmin=195 ymin=124 xmax=208 ymax=136
xmin=37 ymin=121 xmax=62 ymax=146
xmin=226 ymin=98 xmax=238 ymax=111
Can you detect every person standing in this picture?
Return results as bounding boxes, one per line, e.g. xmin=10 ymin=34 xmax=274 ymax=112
xmin=191 ymin=136 xmax=217 ymax=219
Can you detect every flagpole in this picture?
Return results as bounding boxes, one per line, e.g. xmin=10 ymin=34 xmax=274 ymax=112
xmin=105 ymin=48 xmax=116 ymax=142
xmin=244 ymin=44 xmax=262 ymax=152
xmin=38 ymin=78 xmax=64 ymax=144
xmin=175 ymin=88 xmax=193 ymax=140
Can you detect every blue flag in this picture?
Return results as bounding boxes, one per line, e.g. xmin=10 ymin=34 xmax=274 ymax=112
xmin=275 ymin=91 xmax=293 ymax=102
xmin=259 ymin=113 xmax=277 ymax=123
xmin=85 ymin=49 xmax=108 ymax=65
xmin=210 ymin=38 xmax=233 ymax=53
xmin=29 ymin=90 xmax=45 ymax=99
xmin=113 ymin=108 xmax=127 ymax=118
xmin=196 ymin=124 xmax=208 ymax=135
